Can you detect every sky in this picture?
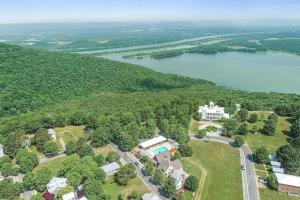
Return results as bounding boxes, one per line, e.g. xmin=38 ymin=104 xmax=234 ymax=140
xmin=1 ymin=0 xmax=300 ymax=23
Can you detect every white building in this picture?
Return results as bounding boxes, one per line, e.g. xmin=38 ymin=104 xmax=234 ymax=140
xmin=46 ymin=177 xmax=67 ymax=193
xmin=142 ymin=193 xmax=160 ymax=200
xmin=275 ymin=173 xmax=300 ymax=195
xmin=0 ymin=144 xmax=4 ymax=158
xmin=62 ymin=192 xmax=76 ymax=200
xmin=170 ymin=168 xmax=189 ymax=190
xmin=198 ymin=102 xmax=230 ymax=120
xmin=101 ymin=162 xmax=120 ymax=176
xmin=48 ymin=129 xmax=57 ymax=141
xmin=140 ymin=136 xmax=167 ymax=149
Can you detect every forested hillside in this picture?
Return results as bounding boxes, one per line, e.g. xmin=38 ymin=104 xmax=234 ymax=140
xmin=0 ymin=43 xmax=213 ymax=117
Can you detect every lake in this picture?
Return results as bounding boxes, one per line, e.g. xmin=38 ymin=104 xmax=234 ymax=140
xmin=102 ymin=52 xmax=300 ymax=94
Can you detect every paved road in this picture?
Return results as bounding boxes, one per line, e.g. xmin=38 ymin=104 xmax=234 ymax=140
xmin=191 ymin=135 xmax=260 ymax=200
xmin=111 ymin=143 xmax=167 ymax=200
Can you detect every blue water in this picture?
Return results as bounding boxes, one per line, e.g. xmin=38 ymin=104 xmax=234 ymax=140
xmin=153 ymin=146 xmax=168 ymax=155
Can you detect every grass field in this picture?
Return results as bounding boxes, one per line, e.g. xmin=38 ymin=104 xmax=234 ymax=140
xmin=189 ymin=119 xmax=199 ymax=134
xmin=34 ymin=156 xmax=67 ymax=176
xmin=55 ymin=125 xmax=86 ymax=140
xmin=182 ymin=140 xmax=243 ymax=200
xmin=240 ymin=111 xmax=291 ymax=154
xmin=94 ymin=144 xmax=115 ymax=157
xmin=260 ymin=188 xmax=300 ymax=200
xmin=102 ymin=176 xmax=150 ymax=199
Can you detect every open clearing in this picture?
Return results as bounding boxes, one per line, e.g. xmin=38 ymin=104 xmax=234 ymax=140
xmin=260 ymin=188 xmax=300 ymax=200
xmin=182 ymin=140 xmax=243 ymax=200
xmin=55 ymin=125 xmax=86 ymax=140
xmin=102 ymin=176 xmax=150 ymax=199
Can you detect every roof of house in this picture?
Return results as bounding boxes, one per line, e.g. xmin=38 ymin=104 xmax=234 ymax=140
xmin=62 ymin=192 xmax=75 ymax=200
xmin=101 ymin=162 xmax=120 ymax=173
xmin=158 ymin=159 xmax=182 ymax=172
xmin=142 ymin=193 xmax=160 ymax=200
xmin=275 ymin=173 xmax=300 ymax=187
xmin=272 ymin=166 xmax=284 ymax=174
xmin=140 ymin=136 xmax=166 ymax=149
xmin=270 ymin=161 xmax=281 ymax=167
xmin=155 ymin=151 xmax=171 ymax=164
xmin=47 ymin=177 xmax=68 ymax=193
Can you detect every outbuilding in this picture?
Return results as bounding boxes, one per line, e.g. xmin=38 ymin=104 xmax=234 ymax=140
xmin=275 ymin=173 xmax=300 ymax=195
xmin=101 ymin=162 xmax=120 ymax=176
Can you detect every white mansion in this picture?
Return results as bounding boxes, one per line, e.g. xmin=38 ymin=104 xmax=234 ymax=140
xmin=198 ymin=102 xmax=230 ymax=120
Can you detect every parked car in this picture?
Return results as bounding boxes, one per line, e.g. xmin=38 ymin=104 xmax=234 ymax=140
xmin=241 ymin=165 xmax=246 ymax=170
xmin=258 ymin=177 xmax=267 ymax=184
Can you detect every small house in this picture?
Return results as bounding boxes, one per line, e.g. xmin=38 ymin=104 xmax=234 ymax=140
xmin=270 ymin=161 xmax=281 ymax=168
xmin=48 ymin=129 xmax=57 ymax=141
xmin=171 ymin=168 xmax=189 ymax=190
xmin=46 ymin=177 xmax=67 ymax=193
xmin=142 ymin=193 xmax=160 ymax=200
xmin=272 ymin=166 xmax=284 ymax=174
xmin=276 ymin=173 xmax=300 ymax=195
xmin=101 ymin=162 xmax=120 ymax=176
xmin=62 ymin=192 xmax=76 ymax=200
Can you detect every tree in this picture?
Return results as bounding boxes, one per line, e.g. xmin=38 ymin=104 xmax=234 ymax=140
xmin=90 ymin=127 xmax=112 ymax=148
xmin=197 ymin=130 xmax=206 ymax=139
xmin=179 ymin=145 xmax=193 ymax=157
xmin=43 ymin=141 xmax=59 ymax=157
xmin=78 ymin=144 xmax=94 ymax=158
xmin=144 ymin=160 xmax=155 ymax=176
xmin=0 ymin=179 xmax=21 ymax=200
xmin=33 ymin=128 xmax=51 ymax=152
xmin=130 ymin=191 xmax=142 ymax=200
xmin=106 ymin=151 xmax=120 ymax=163
xmin=262 ymin=113 xmax=278 ymax=136
xmin=84 ymin=179 xmax=104 ymax=199
xmin=31 ymin=193 xmax=44 ymax=200
xmin=234 ymin=136 xmax=245 ymax=148
xmin=3 ymin=131 xmax=24 ymax=157
xmin=114 ymin=164 xmax=136 ymax=186
xmin=153 ymin=169 xmax=165 ymax=186
xmin=192 ymin=111 xmax=202 ymax=121
xmin=238 ymin=108 xmax=249 ymax=122
xmin=34 ymin=167 xmax=52 ymax=192
xmin=22 ymin=172 xmax=36 ymax=191
xmin=172 ymin=151 xmax=182 ymax=160
xmin=223 ymin=119 xmax=238 ymax=137
xmin=290 ymin=118 xmax=300 ymax=138
xmin=163 ymin=177 xmax=177 ymax=198
xmin=292 ymin=136 xmax=300 ymax=148
xmin=118 ymin=134 xmax=136 ymax=152
xmin=266 ymin=174 xmax=278 ymax=190
xmin=67 ymin=171 xmax=82 ymax=188
xmin=94 ymin=154 xmax=105 ymax=167
xmin=65 ymin=140 xmax=77 ymax=155
xmin=236 ymin=123 xmax=248 ymax=135
xmin=172 ymin=126 xmax=189 ymax=145
xmin=248 ymin=113 xmax=258 ymax=123
xmin=16 ymin=149 xmax=39 ymax=173
xmin=276 ymin=145 xmax=300 ymax=174
xmin=253 ymin=147 xmax=269 ymax=164
xmin=185 ymin=175 xmax=199 ymax=192
xmin=0 ymin=162 xmax=18 ymax=177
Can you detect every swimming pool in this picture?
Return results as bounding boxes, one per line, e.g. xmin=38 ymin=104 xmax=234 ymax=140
xmin=153 ymin=146 xmax=168 ymax=155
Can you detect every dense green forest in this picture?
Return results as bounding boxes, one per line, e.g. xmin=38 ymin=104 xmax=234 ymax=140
xmin=0 ymin=43 xmax=212 ymax=117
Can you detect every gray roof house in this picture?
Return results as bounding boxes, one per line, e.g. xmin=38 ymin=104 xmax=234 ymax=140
xmin=101 ymin=162 xmax=120 ymax=175
xmin=155 ymin=151 xmax=171 ymax=164
xmin=142 ymin=193 xmax=160 ymax=200
xmin=46 ymin=177 xmax=68 ymax=193
xmin=0 ymin=144 xmax=4 ymax=158
xmin=171 ymin=168 xmax=189 ymax=190
xmin=158 ymin=159 xmax=183 ymax=177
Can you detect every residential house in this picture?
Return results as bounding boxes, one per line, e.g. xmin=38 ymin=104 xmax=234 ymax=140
xmin=154 ymin=151 xmax=171 ymax=164
xmin=275 ymin=173 xmax=300 ymax=195
xmin=20 ymin=190 xmax=37 ymax=200
xmin=48 ymin=129 xmax=57 ymax=141
xmin=101 ymin=162 xmax=120 ymax=176
xmin=142 ymin=193 xmax=160 ymax=200
xmin=46 ymin=177 xmax=68 ymax=193
xmin=171 ymin=168 xmax=189 ymax=190
xmin=62 ymin=192 xmax=76 ymax=200
xmin=0 ymin=144 xmax=4 ymax=158
xmin=198 ymin=102 xmax=230 ymax=121
xmin=158 ymin=159 xmax=183 ymax=177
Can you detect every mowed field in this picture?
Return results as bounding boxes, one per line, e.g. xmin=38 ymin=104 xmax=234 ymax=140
xmin=182 ymin=140 xmax=243 ymax=200
xmin=260 ymin=188 xmax=300 ymax=200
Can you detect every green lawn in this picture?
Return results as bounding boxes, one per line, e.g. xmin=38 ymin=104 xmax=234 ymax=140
xmin=239 ymin=112 xmax=291 ymax=154
xmin=189 ymin=119 xmax=199 ymax=134
xmin=182 ymin=140 xmax=243 ymax=200
xmin=260 ymin=188 xmax=300 ymax=200
xmin=34 ymin=156 xmax=67 ymax=176
xmin=55 ymin=126 xmax=86 ymax=140
xmin=94 ymin=144 xmax=115 ymax=157
xmin=102 ymin=176 xmax=150 ymax=199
